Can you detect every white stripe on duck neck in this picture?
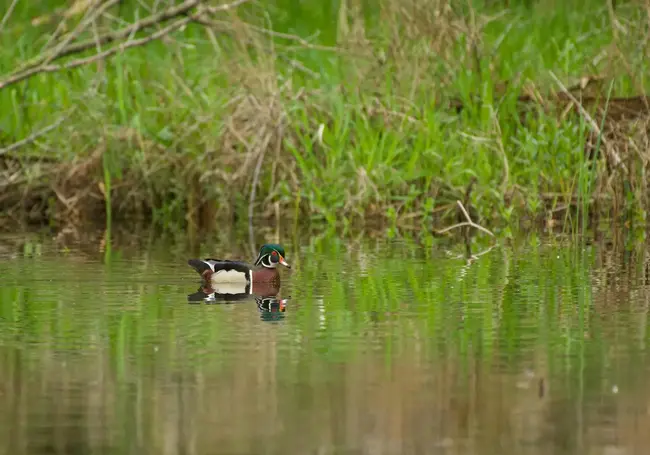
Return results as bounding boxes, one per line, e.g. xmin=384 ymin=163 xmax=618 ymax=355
xmin=258 ymin=254 xmax=277 ymax=269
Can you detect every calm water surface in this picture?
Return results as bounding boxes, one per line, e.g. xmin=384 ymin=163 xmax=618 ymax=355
xmin=1 ymin=232 xmax=650 ymax=455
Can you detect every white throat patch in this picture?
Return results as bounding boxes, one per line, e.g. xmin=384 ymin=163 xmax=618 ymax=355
xmin=259 ymin=254 xmax=277 ymax=269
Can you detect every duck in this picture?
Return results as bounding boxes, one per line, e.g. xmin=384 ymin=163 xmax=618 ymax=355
xmin=187 ymin=243 xmax=291 ymax=295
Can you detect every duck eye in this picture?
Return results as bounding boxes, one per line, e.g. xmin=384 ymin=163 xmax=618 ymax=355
xmin=271 ymin=251 xmax=278 ymax=256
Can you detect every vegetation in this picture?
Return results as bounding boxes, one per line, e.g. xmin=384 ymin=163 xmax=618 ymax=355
xmin=1 ymin=0 xmax=649 ymax=238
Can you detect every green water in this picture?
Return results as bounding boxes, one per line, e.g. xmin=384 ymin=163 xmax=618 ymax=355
xmin=1 ymin=231 xmax=650 ymax=455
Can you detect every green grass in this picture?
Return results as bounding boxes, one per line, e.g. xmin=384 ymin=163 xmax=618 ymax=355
xmin=1 ymin=0 xmax=649 ymax=238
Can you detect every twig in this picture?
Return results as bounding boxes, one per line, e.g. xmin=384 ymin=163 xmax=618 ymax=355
xmin=0 ymin=114 xmax=70 ymax=156
xmin=0 ymin=0 xmax=19 ymax=34
xmin=435 ymin=200 xmax=495 ymax=237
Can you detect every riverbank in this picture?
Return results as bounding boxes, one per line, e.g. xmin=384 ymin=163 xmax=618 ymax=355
xmin=1 ymin=0 xmax=649 ymax=237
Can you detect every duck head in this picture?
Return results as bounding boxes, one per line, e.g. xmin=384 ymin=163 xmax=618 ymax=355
xmin=254 ymin=244 xmax=291 ymax=269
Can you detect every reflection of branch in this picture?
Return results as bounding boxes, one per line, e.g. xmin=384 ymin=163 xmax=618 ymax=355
xmin=435 ymin=200 xmax=495 ymax=237
xmin=448 ymin=243 xmax=498 ymax=267
xmin=0 ymin=0 xmax=251 ymax=90
xmin=471 ymin=243 xmax=497 ymax=259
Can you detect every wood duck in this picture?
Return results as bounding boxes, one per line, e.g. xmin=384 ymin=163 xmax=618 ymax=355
xmin=187 ymin=244 xmax=290 ymax=295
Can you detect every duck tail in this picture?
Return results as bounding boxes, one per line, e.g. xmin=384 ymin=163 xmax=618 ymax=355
xmin=188 ymin=259 xmax=213 ymax=278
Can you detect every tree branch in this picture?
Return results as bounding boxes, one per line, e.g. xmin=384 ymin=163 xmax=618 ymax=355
xmin=0 ymin=0 xmax=251 ymax=90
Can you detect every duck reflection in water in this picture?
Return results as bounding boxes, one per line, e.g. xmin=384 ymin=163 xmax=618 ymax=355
xmin=187 ymin=283 xmax=289 ymax=321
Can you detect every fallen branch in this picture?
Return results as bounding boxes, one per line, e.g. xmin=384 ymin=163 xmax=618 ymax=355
xmin=434 ymin=200 xmax=495 ymax=237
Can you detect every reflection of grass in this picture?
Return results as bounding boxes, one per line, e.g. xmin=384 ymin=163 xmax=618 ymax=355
xmin=1 ymin=1 xmax=649 ymax=234
xmin=0 ymin=237 xmax=630 ymax=367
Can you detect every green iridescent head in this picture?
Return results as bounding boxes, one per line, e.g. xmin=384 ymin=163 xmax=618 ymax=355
xmin=254 ymin=244 xmax=290 ymax=269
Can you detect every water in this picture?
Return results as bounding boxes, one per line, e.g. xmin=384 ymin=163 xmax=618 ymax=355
xmin=1 ymin=231 xmax=650 ymax=455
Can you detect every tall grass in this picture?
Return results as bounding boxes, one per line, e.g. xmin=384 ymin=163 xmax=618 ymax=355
xmin=1 ymin=0 xmax=649 ymax=236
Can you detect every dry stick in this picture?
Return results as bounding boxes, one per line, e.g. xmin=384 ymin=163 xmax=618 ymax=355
xmin=549 ymin=71 xmax=627 ymax=173
xmin=0 ymin=0 xmax=251 ymax=90
xmin=435 ymin=200 xmax=495 ymax=237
